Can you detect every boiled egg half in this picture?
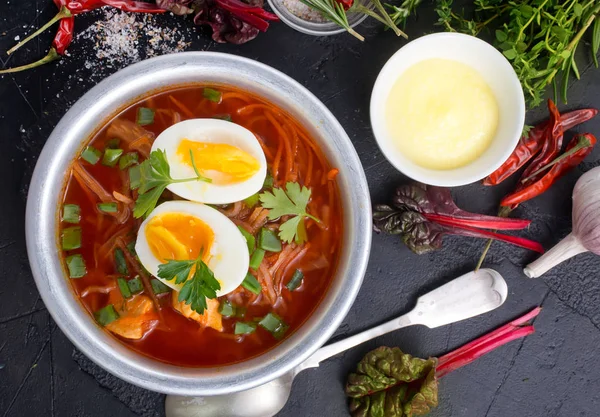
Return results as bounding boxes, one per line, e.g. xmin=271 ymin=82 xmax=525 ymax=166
xmin=135 ymin=201 xmax=249 ymax=296
xmin=151 ymin=118 xmax=267 ymax=204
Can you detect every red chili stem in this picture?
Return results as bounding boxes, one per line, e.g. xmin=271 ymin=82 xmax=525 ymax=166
xmin=6 ymin=6 xmax=72 ymax=55
xmin=0 ymin=48 xmax=60 ymax=74
xmin=436 ymin=307 xmax=541 ymax=378
xmin=423 ymin=213 xmax=531 ymax=231
xmin=446 ymin=224 xmax=544 ymax=253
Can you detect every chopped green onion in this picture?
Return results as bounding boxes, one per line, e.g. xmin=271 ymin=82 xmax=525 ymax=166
xmin=218 ymin=300 xmax=236 ymax=317
xmin=136 ymin=107 xmax=155 ymax=126
xmin=62 ymin=204 xmax=80 ymax=224
xmin=81 ymin=146 xmax=101 ymax=165
xmin=102 ymin=148 xmax=123 ymax=167
xmin=126 ymin=241 xmax=136 ymax=255
xmin=151 ymin=278 xmax=170 ymax=294
xmin=66 ymin=254 xmax=86 ymax=278
xmin=129 ymin=165 xmax=141 ymax=190
xmin=127 ymin=276 xmax=143 ymax=294
xmin=249 ymin=248 xmax=265 ymax=270
xmin=235 ymin=306 xmax=247 ymax=319
xmin=94 ymin=305 xmax=119 ymax=326
xmin=213 ymin=114 xmax=232 ymax=122
xmin=259 ymin=313 xmax=289 ymax=339
xmin=263 ymin=174 xmax=274 ymax=189
xmin=235 ymin=321 xmax=257 ymax=335
xmin=114 ymin=248 xmax=128 ymax=275
xmin=241 ymin=273 xmax=261 ymax=295
xmin=117 ymin=277 xmax=132 ymax=298
xmin=286 ymin=269 xmax=304 ymax=292
xmin=62 ymin=227 xmax=81 ymax=250
xmin=238 ymin=226 xmax=255 ymax=254
xmin=243 ymin=193 xmax=259 ymax=208
xmin=106 ymin=138 xmax=120 ymax=149
xmin=203 ymin=88 xmax=222 ymax=103
xmin=119 ymin=152 xmax=139 ymax=170
xmin=97 ymin=202 xmax=118 ymax=213
xmin=258 ymin=228 xmax=282 ymax=252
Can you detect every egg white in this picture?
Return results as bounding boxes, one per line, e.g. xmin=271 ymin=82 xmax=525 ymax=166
xmin=135 ymin=201 xmax=249 ymax=297
xmin=151 ymin=118 xmax=267 ymax=204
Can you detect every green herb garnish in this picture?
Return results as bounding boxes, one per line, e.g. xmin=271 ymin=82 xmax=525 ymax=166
xmin=218 ymin=300 xmax=236 ymax=317
xmin=62 ymin=204 xmax=80 ymax=224
xmin=259 ymin=182 xmax=320 ymax=244
xmin=66 ymin=254 xmax=86 ymax=278
xmin=259 ymin=313 xmax=289 ymax=339
xmin=258 ymin=228 xmax=282 ymax=252
xmin=235 ymin=321 xmax=257 ymax=335
xmin=249 ymin=248 xmax=265 ymax=270
xmin=213 ymin=114 xmax=232 ymax=122
xmin=81 ymin=146 xmax=101 ymax=165
xmin=114 ymin=248 xmax=128 ymax=275
xmin=117 ymin=277 xmax=132 ymax=298
xmin=136 ymin=107 xmax=155 ymax=126
xmin=129 ymin=165 xmax=141 ymax=190
xmin=243 ymin=193 xmax=260 ymax=208
xmin=97 ymin=202 xmax=118 ymax=213
xmin=241 ymin=273 xmax=261 ymax=295
xmin=157 ymin=252 xmax=221 ymax=315
xmin=133 ymin=149 xmax=212 ymax=218
xmin=119 ymin=152 xmax=139 ymax=170
xmin=62 ymin=227 xmax=81 ymax=250
xmin=151 ymin=278 xmax=171 ymax=294
xmin=286 ymin=269 xmax=304 ymax=292
xmin=127 ymin=276 xmax=143 ymax=294
xmin=94 ymin=304 xmax=119 ymax=326
xmin=102 ymin=148 xmax=123 ymax=167
xmin=106 ymin=138 xmax=120 ymax=149
xmin=203 ymin=88 xmax=222 ymax=103
xmin=238 ymin=226 xmax=256 ymax=254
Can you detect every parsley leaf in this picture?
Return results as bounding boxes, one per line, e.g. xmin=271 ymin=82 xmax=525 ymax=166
xmin=259 ymin=182 xmax=319 ymax=244
xmin=157 ymin=254 xmax=221 ymax=315
xmin=133 ymin=149 xmax=212 ymax=218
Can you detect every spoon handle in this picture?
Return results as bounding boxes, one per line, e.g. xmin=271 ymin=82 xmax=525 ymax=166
xmin=298 ymin=311 xmax=417 ymax=371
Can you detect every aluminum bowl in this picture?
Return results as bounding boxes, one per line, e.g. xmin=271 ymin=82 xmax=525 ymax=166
xmin=25 ymin=52 xmax=372 ymax=396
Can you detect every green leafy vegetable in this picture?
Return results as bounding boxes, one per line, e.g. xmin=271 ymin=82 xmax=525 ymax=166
xmin=81 ymin=146 xmax=101 ymax=165
xmin=106 ymin=138 xmax=120 ymax=149
xmin=346 ymin=347 xmax=438 ymax=417
xmin=249 ymin=248 xmax=265 ymax=270
xmin=259 ymin=182 xmax=320 ymax=244
xmin=114 ymin=248 xmax=129 ymax=275
xmin=62 ymin=227 xmax=81 ymax=250
xmin=218 ymin=300 xmax=236 ymax=317
xmin=102 ymin=148 xmax=123 ymax=167
xmin=243 ymin=193 xmax=260 ymax=208
xmin=66 ymin=254 xmax=86 ymax=278
xmin=157 ymin=252 xmax=221 ymax=315
xmin=258 ymin=312 xmax=289 ymax=339
xmin=258 ymin=228 xmax=282 ymax=252
xmin=127 ymin=276 xmax=143 ymax=294
xmin=129 ymin=165 xmax=141 ymax=190
xmin=94 ymin=304 xmax=120 ymax=326
xmin=238 ymin=226 xmax=256 ymax=254
xmin=62 ymin=204 xmax=80 ymax=224
xmin=133 ymin=149 xmax=212 ymax=218
xmin=434 ymin=0 xmax=600 ymax=107
xmin=136 ymin=107 xmax=155 ymax=126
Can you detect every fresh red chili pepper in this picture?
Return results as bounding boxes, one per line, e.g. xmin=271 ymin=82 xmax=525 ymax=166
xmin=336 ymin=0 xmax=354 ymax=10
xmin=483 ymin=107 xmax=598 ymax=186
xmin=501 ymin=134 xmax=597 ymax=207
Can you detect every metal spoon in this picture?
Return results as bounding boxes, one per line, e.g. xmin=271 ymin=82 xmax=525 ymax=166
xmin=166 ymin=268 xmax=508 ymax=417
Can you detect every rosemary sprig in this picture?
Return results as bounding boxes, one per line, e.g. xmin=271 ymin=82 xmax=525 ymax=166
xmin=300 ymin=0 xmax=365 ymax=41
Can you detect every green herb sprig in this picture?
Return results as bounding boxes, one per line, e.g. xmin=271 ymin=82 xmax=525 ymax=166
xmin=259 ymin=182 xmax=320 ymax=244
xmin=133 ymin=149 xmax=212 ymax=218
xmin=435 ymin=0 xmax=600 ymax=107
xmin=157 ymin=252 xmax=221 ymax=315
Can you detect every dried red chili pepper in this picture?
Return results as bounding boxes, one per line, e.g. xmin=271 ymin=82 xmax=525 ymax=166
xmin=54 ymin=17 xmax=75 ymax=55
xmin=483 ymin=107 xmax=598 ymax=186
xmin=501 ymin=134 xmax=597 ymax=207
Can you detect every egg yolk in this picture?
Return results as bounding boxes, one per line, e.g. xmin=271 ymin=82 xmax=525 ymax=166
xmin=145 ymin=213 xmax=214 ymax=263
xmin=177 ymin=139 xmax=260 ymax=184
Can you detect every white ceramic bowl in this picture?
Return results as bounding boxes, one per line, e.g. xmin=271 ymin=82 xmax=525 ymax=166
xmin=370 ymin=33 xmax=526 ymax=187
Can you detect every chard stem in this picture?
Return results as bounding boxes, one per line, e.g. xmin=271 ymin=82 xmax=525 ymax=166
xmin=524 ymin=233 xmax=587 ymax=278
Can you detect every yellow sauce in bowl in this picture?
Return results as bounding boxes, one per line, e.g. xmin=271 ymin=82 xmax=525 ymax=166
xmin=385 ymin=58 xmax=499 ymax=170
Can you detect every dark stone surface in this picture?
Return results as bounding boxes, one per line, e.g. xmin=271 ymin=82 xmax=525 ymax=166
xmin=1 ymin=2 xmax=600 ymax=417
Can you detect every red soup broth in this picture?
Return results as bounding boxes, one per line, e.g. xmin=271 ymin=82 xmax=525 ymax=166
xmin=59 ymin=85 xmax=343 ymax=367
